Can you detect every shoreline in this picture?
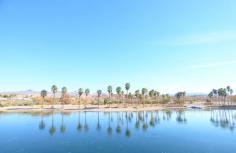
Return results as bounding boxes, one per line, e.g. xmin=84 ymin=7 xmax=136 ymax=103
xmin=1 ymin=104 xmax=235 ymax=113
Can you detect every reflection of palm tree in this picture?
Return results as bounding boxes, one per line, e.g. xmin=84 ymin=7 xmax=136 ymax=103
xmin=97 ymin=112 xmax=101 ymax=131
xmin=125 ymin=112 xmax=131 ymax=138
xmin=60 ymin=112 xmax=66 ymax=134
xmin=39 ymin=112 xmax=45 ymax=130
xmin=116 ymin=112 xmax=121 ymax=134
xmin=143 ymin=111 xmax=148 ymax=131
xmin=84 ymin=112 xmax=89 ymax=132
xmin=165 ymin=110 xmax=172 ymax=120
xmin=49 ymin=112 xmax=56 ymax=136
xmin=135 ymin=112 xmax=140 ymax=129
xmin=107 ymin=111 xmax=112 ymax=135
xmin=210 ymin=110 xmax=236 ymax=131
xmin=155 ymin=111 xmax=160 ymax=124
xmin=176 ymin=110 xmax=187 ymax=124
xmin=149 ymin=112 xmax=155 ymax=127
xmin=77 ymin=112 xmax=83 ymax=132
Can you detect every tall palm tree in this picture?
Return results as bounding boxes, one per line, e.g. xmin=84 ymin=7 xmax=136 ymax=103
xmin=40 ymin=90 xmax=47 ymax=108
xmin=78 ymin=88 xmax=83 ymax=109
xmin=135 ymin=90 xmax=140 ymax=106
xmin=227 ymin=86 xmax=233 ymax=105
xmin=121 ymin=90 xmax=124 ymax=107
xmin=212 ymin=89 xmax=218 ymax=103
xmin=116 ymin=87 xmax=122 ymax=106
xmin=51 ymin=85 xmax=58 ymax=108
xmin=154 ymin=91 xmax=160 ymax=104
xmin=142 ymin=88 xmax=148 ymax=106
xmin=208 ymin=91 xmax=213 ymax=102
xmin=149 ymin=90 xmax=155 ymax=105
xmin=61 ymin=87 xmax=68 ymax=107
xmin=97 ymin=90 xmax=102 ymax=109
xmin=85 ymin=88 xmax=90 ymax=108
xmin=107 ymin=85 xmax=113 ymax=108
xmin=125 ymin=83 xmax=130 ymax=105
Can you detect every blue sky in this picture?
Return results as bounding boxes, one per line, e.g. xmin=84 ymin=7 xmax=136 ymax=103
xmin=0 ymin=0 xmax=236 ymax=94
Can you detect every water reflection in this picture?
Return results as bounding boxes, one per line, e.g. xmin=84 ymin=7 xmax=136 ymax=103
xmin=37 ymin=109 xmax=236 ymax=137
xmin=49 ymin=112 xmax=56 ymax=135
xmin=210 ymin=109 xmax=236 ymax=131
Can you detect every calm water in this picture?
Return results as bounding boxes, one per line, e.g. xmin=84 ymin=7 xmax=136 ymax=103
xmin=0 ymin=109 xmax=236 ymax=153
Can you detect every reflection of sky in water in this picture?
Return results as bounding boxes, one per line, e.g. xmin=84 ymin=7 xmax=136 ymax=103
xmin=0 ymin=109 xmax=236 ymax=153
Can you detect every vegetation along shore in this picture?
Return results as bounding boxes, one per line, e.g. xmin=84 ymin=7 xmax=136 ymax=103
xmin=0 ymin=83 xmax=235 ymax=112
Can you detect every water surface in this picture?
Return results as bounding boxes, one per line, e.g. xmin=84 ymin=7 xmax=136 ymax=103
xmin=0 ymin=109 xmax=235 ymax=153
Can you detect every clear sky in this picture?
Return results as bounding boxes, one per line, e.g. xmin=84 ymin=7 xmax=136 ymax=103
xmin=0 ymin=0 xmax=236 ymax=94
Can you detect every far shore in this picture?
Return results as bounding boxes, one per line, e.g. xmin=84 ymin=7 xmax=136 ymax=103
xmin=1 ymin=103 xmax=235 ymax=113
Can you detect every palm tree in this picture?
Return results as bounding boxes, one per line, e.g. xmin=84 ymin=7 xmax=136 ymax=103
xmin=128 ymin=93 xmax=133 ymax=105
xmin=40 ymin=90 xmax=47 ymax=108
xmin=125 ymin=83 xmax=130 ymax=105
xmin=175 ymin=92 xmax=182 ymax=103
xmin=135 ymin=90 xmax=140 ymax=104
xmin=61 ymin=87 xmax=68 ymax=107
xmin=212 ymin=89 xmax=218 ymax=103
xmin=142 ymin=88 xmax=148 ymax=106
xmin=78 ymin=88 xmax=83 ymax=109
xmin=154 ymin=91 xmax=160 ymax=104
xmin=208 ymin=91 xmax=213 ymax=102
xmin=116 ymin=87 xmax=122 ymax=106
xmin=229 ymin=89 xmax=234 ymax=105
xmin=121 ymin=90 xmax=124 ymax=106
xmin=97 ymin=90 xmax=102 ymax=109
xmin=149 ymin=90 xmax=155 ymax=105
xmin=107 ymin=85 xmax=113 ymax=108
xmin=51 ymin=85 xmax=58 ymax=108
xmin=85 ymin=88 xmax=90 ymax=108
xmin=227 ymin=86 xmax=233 ymax=105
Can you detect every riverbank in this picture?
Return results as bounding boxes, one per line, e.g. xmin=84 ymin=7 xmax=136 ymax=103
xmin=0 ymin=104 xmax=165 ymax=113
xmin=1 ymin=103 xmax=233 ymax=113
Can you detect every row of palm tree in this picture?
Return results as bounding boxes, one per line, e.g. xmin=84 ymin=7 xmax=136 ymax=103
xmin=208 ymin=86 xmax=234 ymax=105
xmin=40 ymin=83 xmax=165 ymax=108
xmin=40 ymin=84 xmax=235 ymax=108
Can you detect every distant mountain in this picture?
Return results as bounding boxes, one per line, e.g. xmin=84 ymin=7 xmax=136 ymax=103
xmin=0 ymin=90 xmax=40 ymax=95
xmin=187 ymin=92 xmax=208 ymax=96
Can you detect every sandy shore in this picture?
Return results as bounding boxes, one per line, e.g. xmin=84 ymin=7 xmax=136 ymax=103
xmin=0 ymin=104 xmax=169 ymax=113
xmin=0 ymin=103 xmax=234 ymax=113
